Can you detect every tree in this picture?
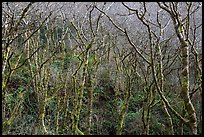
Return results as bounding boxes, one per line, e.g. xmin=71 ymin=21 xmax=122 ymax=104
xmin=157 ymin=2 xmax=200 ymax=134
xmin=2 ymin=2 xmax=201 ymax=135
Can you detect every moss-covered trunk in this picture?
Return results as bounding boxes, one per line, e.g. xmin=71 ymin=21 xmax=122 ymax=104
xmin=157 ymin=3 xmax=198 ymax=134
xmin=86 ymin=73 xmax=94 ymax=135
xmin=38 ymin=67 xmax=49 ymax=134
xmin=142 ymin=86 xmax=152 ymax=135
xmin=180 ymin=39 xmax=197 ymax=134
xmin=157 ymin=42 xmax=174 ymax=135
xmin=71 ymin=45 xmax=91 ymax=135
xmin=116 ymin=75 xmax=131 ymax=135
xmin=38 ymin=98 xmax=48 ymax=134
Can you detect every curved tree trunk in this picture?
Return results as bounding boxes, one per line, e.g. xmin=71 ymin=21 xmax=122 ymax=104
xmin=116 ymin=71 xmax=131 ymax=135
xmin=157 ymin=3 xmax=198 ymax=134
xmin=180 ymin=39 xmax=197 ymax=134
xmin=157 ymin=42 xmax=174 ymax=135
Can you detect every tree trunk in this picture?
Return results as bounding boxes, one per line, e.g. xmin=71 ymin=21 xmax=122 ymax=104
xmin=157 ymin=42 xmax=174 ymax=135
xmin=116 ymin=75 xmax=131 ymax=135
xmin=180 ymin=39 xmax=197 ymax=134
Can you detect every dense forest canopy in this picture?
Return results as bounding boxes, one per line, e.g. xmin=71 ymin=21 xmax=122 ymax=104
xmin=2 ymin=2 xmax=202 ymax=135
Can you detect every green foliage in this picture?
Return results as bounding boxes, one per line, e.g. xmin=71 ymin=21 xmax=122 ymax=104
xmin=62 ymin=52 xmax=80 ymax=70
xmin=8 ymin=114 xmax=36 ymax=135
xmin=47 ymin=99 xmax=57 ymax=110
xmin=88 ymin=55 xmax=96 ymax=67
xmin=149 ymin=120 xmax=164 ymax=135
xmin=128 ymin=93 xmax=144 ymax=112
xmin=5 ymin=93 xmax=17 ymax=111
xmin=126 ymin=111 xmax=140 ymax=122
xmin=123 ymin=111 xmax=143 ymax=135
xmin=23 ymin=91 xmax=38 ymax=116
xmin=52 ymin=60 xmax=62 ymax=71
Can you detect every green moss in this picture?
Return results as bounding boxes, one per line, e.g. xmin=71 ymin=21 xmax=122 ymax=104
xmin=182 ymin=77 xmax=189 ymax=89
